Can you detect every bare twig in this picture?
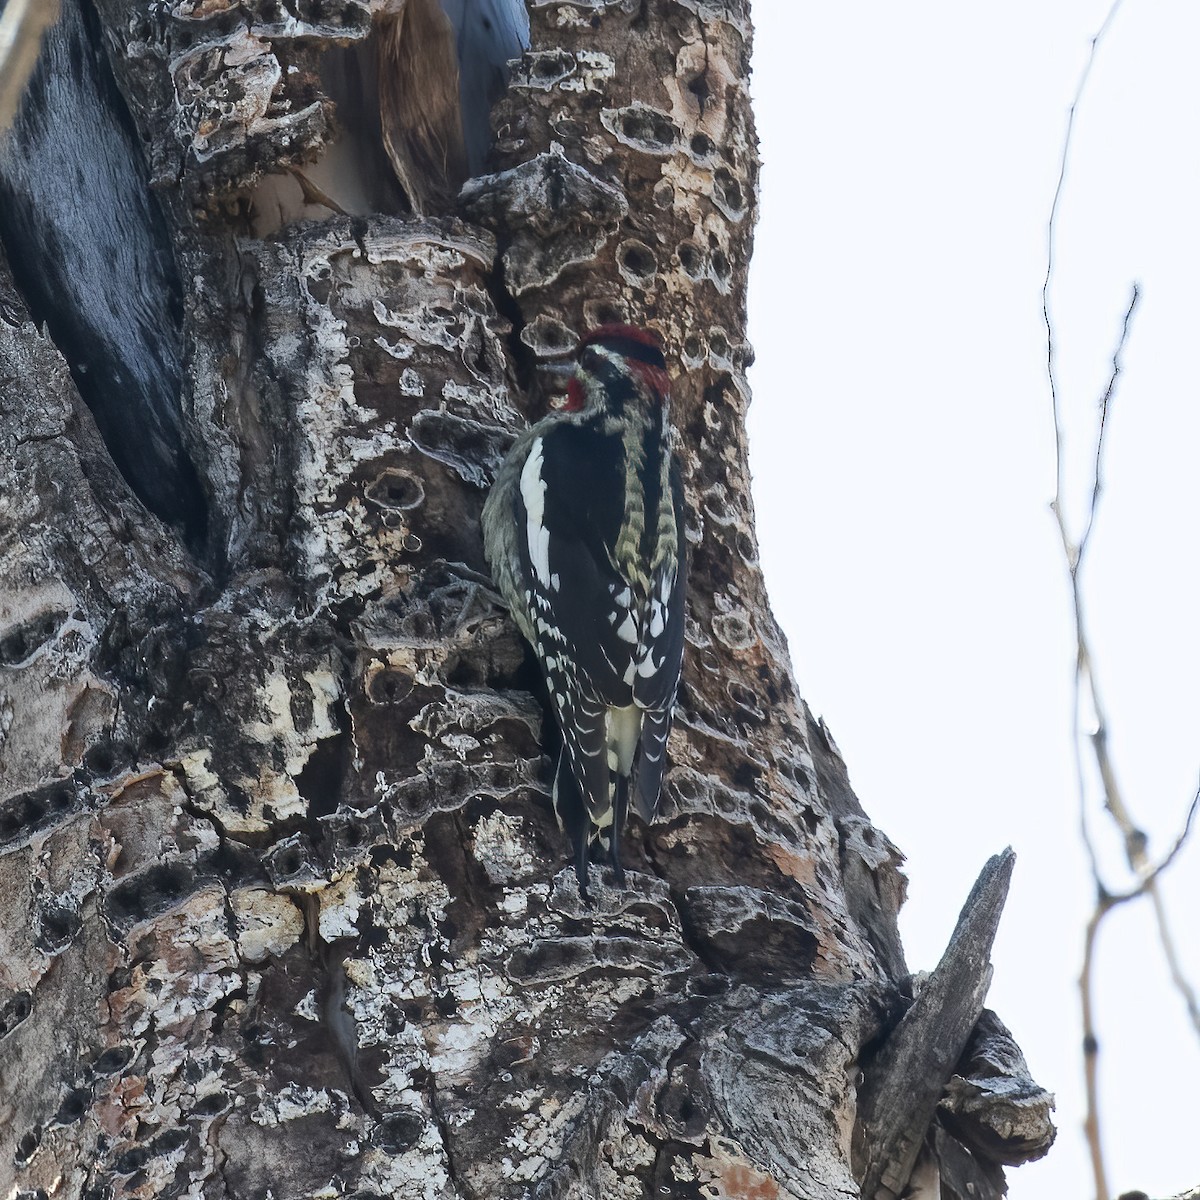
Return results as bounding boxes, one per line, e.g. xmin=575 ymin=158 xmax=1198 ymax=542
xmin=1061 ymin=293 xmax=1138 ymax=1200
xmin=1044 ymin=0 xmax=1129 ymax=572
xmin=1064 ymin=287 xmax=1139 ymax=888
xmin=1043 ymin=1 xmax=1200 ymax=1194
xmin=1143 ymin=777 xmax=1200 ymax=1037
xmin=0 ymin=0 xmax=59 ymax=135
xmin=1080 ymin=902 xmax=1108 ymax=1200
xmin=1146 ymin=879 xmax=1200 ymax=1036
xmin=1076 ymin=786 xmax=1197 ymax=1200
xmin=1103 ymin=781 xmax=1200 ymax=905
xmin=1077 ymin=289 xmax=1138 ymax=566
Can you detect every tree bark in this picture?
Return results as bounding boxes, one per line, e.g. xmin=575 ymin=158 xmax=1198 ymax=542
xmin=0 ymin=1 xmax=1053 ymax=1197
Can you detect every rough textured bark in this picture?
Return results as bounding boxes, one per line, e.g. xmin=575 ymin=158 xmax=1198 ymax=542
xmin=0 ymin=1 xmax=1053 ymax=1197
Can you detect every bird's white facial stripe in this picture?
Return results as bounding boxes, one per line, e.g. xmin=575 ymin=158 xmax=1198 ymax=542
xmin=520 ymin=437 xmax=552 ymax=587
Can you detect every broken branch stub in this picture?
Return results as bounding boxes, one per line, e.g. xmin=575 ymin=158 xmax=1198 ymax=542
xmin=855 ymin=847 xmax=1022 ymax=1200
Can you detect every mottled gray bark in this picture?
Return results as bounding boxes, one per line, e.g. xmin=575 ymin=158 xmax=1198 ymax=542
xmin=0 ymin=2 xmax=1053 ymax=1197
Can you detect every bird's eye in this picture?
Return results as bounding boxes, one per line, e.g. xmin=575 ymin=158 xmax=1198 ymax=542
xmin=580 ymin=347 xmax=605 ymax=374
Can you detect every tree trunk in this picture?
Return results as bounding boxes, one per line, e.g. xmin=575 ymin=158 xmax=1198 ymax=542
xmin=0 ymin=1 xmax=1053 ymax=1197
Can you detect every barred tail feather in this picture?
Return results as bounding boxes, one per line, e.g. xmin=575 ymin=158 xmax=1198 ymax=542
xmin=552 ymin=753 xmax=591 ymax=895
xmin=554 ymin=693 xmax=612 ymax=830
xmin=609 ymin=774 xmax=629 ymax=884
xmin=632 ymin=706 xmax=673 ymax=821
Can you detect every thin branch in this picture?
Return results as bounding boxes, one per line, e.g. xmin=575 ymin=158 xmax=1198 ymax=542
xmin=1061 ymin=285 xmax=1200 ymax=1186
xmin=0 ymin=0 xmax=59 ymax=135
xmin=1044 ymin=0 xmax=1135 ymax=895
xmin=1083 ymin=625 xmax=1200 ymax=1039
xmin=1134 ymin=781 xmax=1200 ymax=1037
xmin=1077 ymin=285 xmax=1139 ymax=566
xmin=1093 ymin=782 xmax=1200 ymax=910
xmin=1064 ymin=287 xmax=1140 ymax=893
xmin=1044 ymin=0 xmax=1129 ymax=570
xmin=1042 ymin=22 xmax=1128 ymax=1190
xmin=1076 ymin=285 xmax=1139 ymax=860
xmin=1107 ymin=780 xmax=1200 ymax=902
xmin=1146 ymin=880 xmax=1200 ymax=1039
xmin=1080 ymin=902 xmax=1110 ymax=1200
xmin=1054 ymin=290 xmax=1140 ymax=904
xmin=1044 ymin=0 xmax=1200 ymax=1192
xmin=1079 ymin=784 xmax=1200 ymax=1170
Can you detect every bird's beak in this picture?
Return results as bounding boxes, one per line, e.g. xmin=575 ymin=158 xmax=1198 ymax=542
xmin=536 ymin=360 xmax=576 ymax=396
xmin=535 ymin=360 xmax=576 ymax=403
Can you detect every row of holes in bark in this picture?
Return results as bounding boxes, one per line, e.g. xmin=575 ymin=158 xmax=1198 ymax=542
xmin=103 ymin=861 xmax=195 ymax=931
xmin=18 ymin=1060 xmax=149 ymax=1181
xmin=509 ymin=54 xmax=750 ymax=206
xmin=0 ymin=738 xmax=140 ymax=847
xmin=0 ymin=609 xmax=68 ymax=667
xmin=11 ymin=1045 xmax=136 ymax=1169
xmin=0 ymin=782 xmax=78 ymax=845
xmin=615 ymin=237 xmax=735 ymax=293
xmin=602 ymin=102 xmax=750 ymax=198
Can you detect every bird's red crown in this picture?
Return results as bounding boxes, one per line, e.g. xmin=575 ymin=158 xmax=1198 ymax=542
xmin=565 ymin=324 xmax=670 ymax=411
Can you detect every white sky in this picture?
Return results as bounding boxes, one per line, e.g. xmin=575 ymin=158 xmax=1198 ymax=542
xmin=747 ymin=2 xmax=1200 ymax=1197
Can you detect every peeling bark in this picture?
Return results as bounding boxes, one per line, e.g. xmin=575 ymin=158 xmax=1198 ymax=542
xmin=0 ymin=1 xmax=1052 ymax=1197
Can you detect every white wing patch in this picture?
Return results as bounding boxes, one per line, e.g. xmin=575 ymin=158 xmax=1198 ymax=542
xmin=520 ymin=437 xmax=553 ymax=587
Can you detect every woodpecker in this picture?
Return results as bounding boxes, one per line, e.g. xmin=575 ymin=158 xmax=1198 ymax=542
xmin=483 ymin=326 xmax=687 ymax=895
